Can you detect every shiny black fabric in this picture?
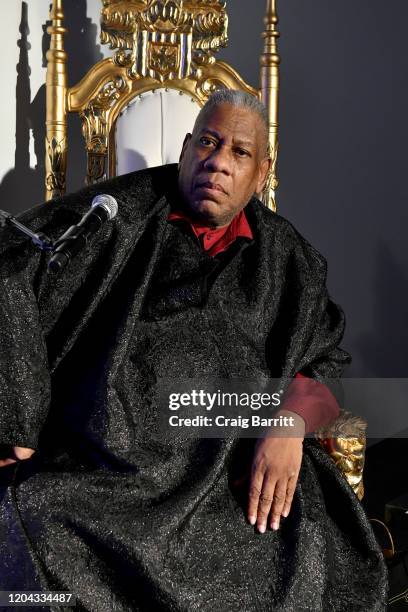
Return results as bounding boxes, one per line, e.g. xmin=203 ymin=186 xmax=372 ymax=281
xmin=0 ymin=164 xmax=388 ymax=610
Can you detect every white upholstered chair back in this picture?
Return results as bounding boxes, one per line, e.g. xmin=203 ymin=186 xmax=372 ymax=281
xmin=115 ymin=89 xmax=201 ymax=176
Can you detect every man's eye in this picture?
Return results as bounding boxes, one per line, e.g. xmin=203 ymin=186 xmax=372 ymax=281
xmin=235 ymin=149 xmax=249 ymax=157
xmin=199 ymin=137 xmax=215 ymax=146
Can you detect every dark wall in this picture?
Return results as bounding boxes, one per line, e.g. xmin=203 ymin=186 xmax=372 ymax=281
xmin=220 ymin=1 xmax=408 ymax=379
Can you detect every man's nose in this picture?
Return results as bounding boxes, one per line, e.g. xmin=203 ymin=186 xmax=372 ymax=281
xmin=203 ymin=145 xmax=232 ymax=174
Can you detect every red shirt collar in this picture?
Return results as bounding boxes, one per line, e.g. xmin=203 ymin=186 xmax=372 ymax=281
xmin=167 ymin=207 xmax=253 ymax=257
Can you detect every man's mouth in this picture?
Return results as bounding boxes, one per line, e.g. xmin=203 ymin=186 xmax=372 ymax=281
xmin=195 ymin=181 xmax=227 ymax=195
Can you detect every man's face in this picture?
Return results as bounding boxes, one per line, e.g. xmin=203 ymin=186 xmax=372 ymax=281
xmin=177 ymin=103 xmax=271 ymax=228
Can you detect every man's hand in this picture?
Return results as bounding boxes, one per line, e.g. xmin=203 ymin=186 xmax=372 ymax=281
xmin=0 ymin=446 xmax=35 ymax=468
xmin=245 ymin=410 xmax=305 ymax=533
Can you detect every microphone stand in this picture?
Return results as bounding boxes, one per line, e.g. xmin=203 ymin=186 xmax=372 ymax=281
xmin=0 ymin=208 xmax=54 ymax=252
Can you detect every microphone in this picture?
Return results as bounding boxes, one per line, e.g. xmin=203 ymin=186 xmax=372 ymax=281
xmin=48 ymin=194 xmax=118 ymax=274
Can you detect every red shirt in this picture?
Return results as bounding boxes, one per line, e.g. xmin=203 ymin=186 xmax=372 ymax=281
xmin=167 ymin=208 xmax=253 ymax=256
xmin=167 ymin=207 xmax=340 ymax=433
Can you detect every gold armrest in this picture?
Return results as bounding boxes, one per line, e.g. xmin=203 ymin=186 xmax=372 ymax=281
xmin=315 ymin=410 xmax=367 ymax=501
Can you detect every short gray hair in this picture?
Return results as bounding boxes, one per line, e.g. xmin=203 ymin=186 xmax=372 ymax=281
xmin=193 ymin=89 xmax=269 ymax=153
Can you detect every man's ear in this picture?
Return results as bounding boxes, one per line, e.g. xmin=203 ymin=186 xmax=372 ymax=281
xmin=179 ymin=133 xmax=192 ymax=166
xmin=255 ymin=157 xmax=272 ymax=195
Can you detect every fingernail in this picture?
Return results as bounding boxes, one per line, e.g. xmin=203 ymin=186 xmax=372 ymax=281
xmin=282 ymin=510 xmax=288 ymax=518
xmin=258 ymin=524 xmax=266 ymax=534
xmin=272 ymin=521 xmax=279 ymax=531
xmin=248 ymin=515 xmax=256 ymax=525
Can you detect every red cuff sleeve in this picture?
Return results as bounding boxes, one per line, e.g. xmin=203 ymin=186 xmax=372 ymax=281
xmin=281 ymin=372 xmax=340 ymax=434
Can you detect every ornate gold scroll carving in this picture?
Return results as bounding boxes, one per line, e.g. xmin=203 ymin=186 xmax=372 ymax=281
xmin=63 ymin=0 xmax=257 ymax=185
xmin=315 ymin=411 xmax=367 ymax=500
xmin=46 ymin=136 xmax=67 ymax=194
xmin=45 ymin=0 xmax=68 ymax=200
xmin=80 ymin=76 xmax=128 ymax=184
xmin=100 ymin=0 xmax=228 ymax=81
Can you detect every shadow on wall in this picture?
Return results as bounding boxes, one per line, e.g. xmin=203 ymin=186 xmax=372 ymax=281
xmin=0 ymin=2 xmax=40 ymax=216
xmin=0 ymin=0 xmax=103 ymax=216
xmin=355 ymin=243 xmax=408 ymax=377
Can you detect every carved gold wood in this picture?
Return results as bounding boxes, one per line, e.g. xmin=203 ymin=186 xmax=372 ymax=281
xmin=78 ymin=74 xmax=128 ymax=184
xmin=45 ymin=0 xmax=68 ymax=200
xmin=315 ymin=411 xmax=367 ymax=500
xmin=260 ymin=0 xmax=280 ymax=212
xmin=100 ymin=0 xmax=228 ymax=78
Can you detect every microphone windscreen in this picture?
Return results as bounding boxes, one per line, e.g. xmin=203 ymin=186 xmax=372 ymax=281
xmin=91 ymin=194 xmax=118 ymax=221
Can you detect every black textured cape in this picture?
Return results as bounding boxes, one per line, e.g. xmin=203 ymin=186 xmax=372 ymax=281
xmin=0 ymin=164 xmax=388 ymax=611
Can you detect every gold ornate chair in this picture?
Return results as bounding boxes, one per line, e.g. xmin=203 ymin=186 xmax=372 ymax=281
xmin=45 ymin=0 xmax=278 ymax=209
xmin=44 ymin=0 xmax=365 ymax=500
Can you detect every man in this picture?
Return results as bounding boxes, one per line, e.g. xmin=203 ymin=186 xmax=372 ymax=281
xmin=0 ymin=90 xmax=387 ymax=610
